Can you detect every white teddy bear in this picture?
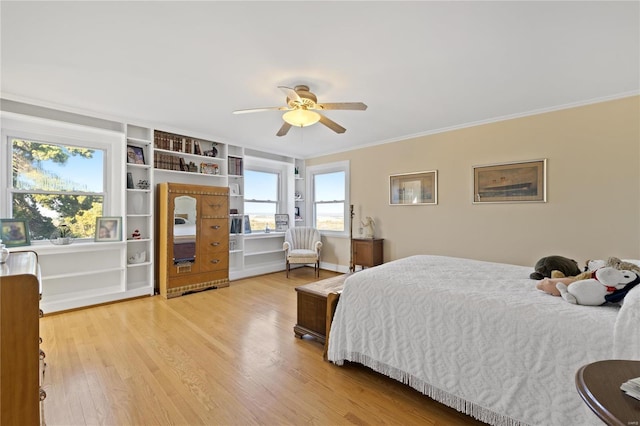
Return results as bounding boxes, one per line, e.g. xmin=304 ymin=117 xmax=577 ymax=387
xmin=556 ymin=267 xmax=638 ymax=306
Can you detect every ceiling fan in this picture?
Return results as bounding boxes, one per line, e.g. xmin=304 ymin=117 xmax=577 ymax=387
xmin=232 ymin=85 xmax=367 ymax=136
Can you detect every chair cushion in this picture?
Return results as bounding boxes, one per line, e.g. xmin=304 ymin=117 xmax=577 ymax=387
xmin=288 ymin=249 xmax=318 ymax=263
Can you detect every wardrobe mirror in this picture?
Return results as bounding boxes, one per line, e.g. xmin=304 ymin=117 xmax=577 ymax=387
xmin=173 ymin=195 xmax=197 ymax=264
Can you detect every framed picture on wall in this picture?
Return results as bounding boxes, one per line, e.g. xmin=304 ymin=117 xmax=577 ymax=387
xmin=389 ymin=170 xmax=438 ymax=205
xmin=95 ymin=217 xmax=122 ymax=242
xmin=0 ymin=218 xmax=30 ymax=247
xmin=473 ymin=159 xmax=547 ymax=203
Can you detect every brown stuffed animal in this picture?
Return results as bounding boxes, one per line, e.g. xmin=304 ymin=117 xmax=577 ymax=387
xmin=529 ymin=255 xmax=581 ymax=280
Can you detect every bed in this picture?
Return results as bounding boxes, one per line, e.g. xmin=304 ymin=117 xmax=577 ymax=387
xmin=327 ymin=255 xmax=640 ymax=426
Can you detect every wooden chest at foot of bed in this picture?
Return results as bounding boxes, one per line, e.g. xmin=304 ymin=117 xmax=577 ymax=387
xmin=294 ymin=274 xmax=347 ymax=343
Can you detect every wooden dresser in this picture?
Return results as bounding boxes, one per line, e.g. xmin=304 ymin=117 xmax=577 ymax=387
xmin=157 ymin=183 xmax=229 ymax=298
xmin=0 ymin=251 xmax=43 ymax=425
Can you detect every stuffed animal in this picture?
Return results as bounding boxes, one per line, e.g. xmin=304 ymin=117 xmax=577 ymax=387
xmin=556 ymin=267 xmax=639 ymax=306
xmin=530 ymin=255 xmax=581 ymax=280
xmin=551 ymin=256 xmax=640 ymax=279
xmin=604 ymin=257 xmax=640 ymax=275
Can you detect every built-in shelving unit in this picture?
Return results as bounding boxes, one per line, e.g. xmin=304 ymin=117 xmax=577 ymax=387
xmin=3 ymin=107 xmax=307 ymax=313
xmin=294 ymin=158 xmax=306 ymax=226
xmin=240 ymin=233 xmax=286 ymax=277
xmin=227 ymin=146 xmax=245 ymax=277
xmin=126 ymin=124 xmax=155 ymax=294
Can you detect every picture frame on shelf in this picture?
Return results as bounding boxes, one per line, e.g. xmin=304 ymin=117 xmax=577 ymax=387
xmin=126 ymin=172 xmax=134 ymax=189
xmin=0 ymin=218 xmax=30 ymax=247
xmin=389 ymin=170 xmax=438 ymax=205
xmin=243 ymin=215 xmax=251 ymax=234
xmin=95 ymin=217 xmax=122 ymax=242
xmin=473 ymin=159 xmax=546 ymax=203
xmin=200 ymin=162 xmax=219 ymax=175
xmin=275 ymin=214 xmax=289 ymax=232
xmin=126 ymin=145 xmax=145 ymax=165
xmin=229 ymin=183 xmax=240 ymax=196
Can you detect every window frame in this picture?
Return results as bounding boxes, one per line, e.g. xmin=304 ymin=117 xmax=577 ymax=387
xmin=243 ymin=159 xmax=285 ymax=233
xmin=1 ymin=112 xmax=123 ymax=244
xmin=307 ymin=160 xmax=350 ymax=237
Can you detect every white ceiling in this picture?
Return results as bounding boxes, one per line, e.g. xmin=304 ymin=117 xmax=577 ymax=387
xmin=1 ymin=1 xmax=638 ymax=159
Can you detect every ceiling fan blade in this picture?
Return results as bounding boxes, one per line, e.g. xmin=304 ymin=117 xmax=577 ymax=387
xmin=278 ymin=86 xmax=302 ymax=103
xmin=317 ymin=102 xmax=368 ymax=111
xmin=318 ymin=113 xmax=346 ymax=134
xmin=276 ymin=122 xmax=292 ymax=137
xmin=233 ymin=106 xmax=288 ymax=114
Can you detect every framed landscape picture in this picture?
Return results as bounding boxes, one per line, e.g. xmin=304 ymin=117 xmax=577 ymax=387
xmin=389 ymin=170 xmax=438 ymax=205
xmin=473 ymin=159 xmax=547 ymax=203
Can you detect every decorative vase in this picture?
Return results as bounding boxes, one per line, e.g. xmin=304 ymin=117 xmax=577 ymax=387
xmin=0 ymin=240 xmax=9 ymax=264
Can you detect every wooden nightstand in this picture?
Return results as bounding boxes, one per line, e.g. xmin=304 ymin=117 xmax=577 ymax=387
xmin=350 ymin=238 xmax=383 ymax=272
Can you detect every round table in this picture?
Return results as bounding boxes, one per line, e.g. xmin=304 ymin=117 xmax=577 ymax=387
xmin=575 ymin=360 xmax=640 ymax=426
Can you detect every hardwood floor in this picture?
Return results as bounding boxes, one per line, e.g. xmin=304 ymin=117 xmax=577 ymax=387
xmin=40 ymin=268 xmax=484 ymax=425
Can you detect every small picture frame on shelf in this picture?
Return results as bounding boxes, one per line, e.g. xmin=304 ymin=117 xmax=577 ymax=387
xmin=95 ymin=217 xmax=122 ymax=242
xmin=275 ymin=214 xmax=289 ymax=232
xmin=126 ymin=172 xmax=134 ymax=189
xmin=126 ymin=145 xmax=145 ymax=165
xmin=229 ymin=183 xmax=240 ymax=196
xmin=200 ymin=162 xmax=219 ymax=175
xmin=243 ymin=215 xmax=251 ymax=234
xmin=0 ymin=218 xmax=31 ymax=247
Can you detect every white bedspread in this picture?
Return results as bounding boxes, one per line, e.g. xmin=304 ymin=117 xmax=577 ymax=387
xmin=328 ymin=255 xmax=639 ymax=426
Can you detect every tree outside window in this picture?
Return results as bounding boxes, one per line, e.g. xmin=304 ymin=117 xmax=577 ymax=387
xmin=10 ymin=138 xmax=105 ymax=240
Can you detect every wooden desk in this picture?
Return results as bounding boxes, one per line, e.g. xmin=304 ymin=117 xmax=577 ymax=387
xmin=350 ymin=238 xmax=383 ymax=272
xmin=575 ymin=360 xmax=640 ymax=426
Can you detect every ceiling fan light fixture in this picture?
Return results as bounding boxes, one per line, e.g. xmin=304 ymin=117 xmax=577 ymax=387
xmin=282 ymin=109 xmax=320 ymax=127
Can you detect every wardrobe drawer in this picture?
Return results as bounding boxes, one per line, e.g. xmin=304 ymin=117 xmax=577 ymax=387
xmin=201 ymin=196 xmax=227 ymax=217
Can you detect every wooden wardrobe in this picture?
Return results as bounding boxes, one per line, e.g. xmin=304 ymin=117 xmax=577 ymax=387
xmin=157 ymin=182 xmax=229 ymax=298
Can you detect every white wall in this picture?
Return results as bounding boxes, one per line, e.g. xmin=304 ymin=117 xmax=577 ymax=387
xmin=308 ymin=96 xmax=640 ymax=268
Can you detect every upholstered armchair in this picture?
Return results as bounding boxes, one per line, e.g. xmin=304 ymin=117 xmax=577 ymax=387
xmin=283 ymin=227 xmax=322 ymax=277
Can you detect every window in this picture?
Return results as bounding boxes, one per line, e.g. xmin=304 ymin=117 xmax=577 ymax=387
xmin=244 ymin=168 xmax=279 ymax=231
xmin=308 ymin=161 xmax=350 ymax=235
xmin=10 ymin=137 xmax=106 ymax=240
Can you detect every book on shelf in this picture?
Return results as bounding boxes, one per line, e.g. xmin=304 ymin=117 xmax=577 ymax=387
xmin=228 ymin=156 xmax=243 ymax=176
